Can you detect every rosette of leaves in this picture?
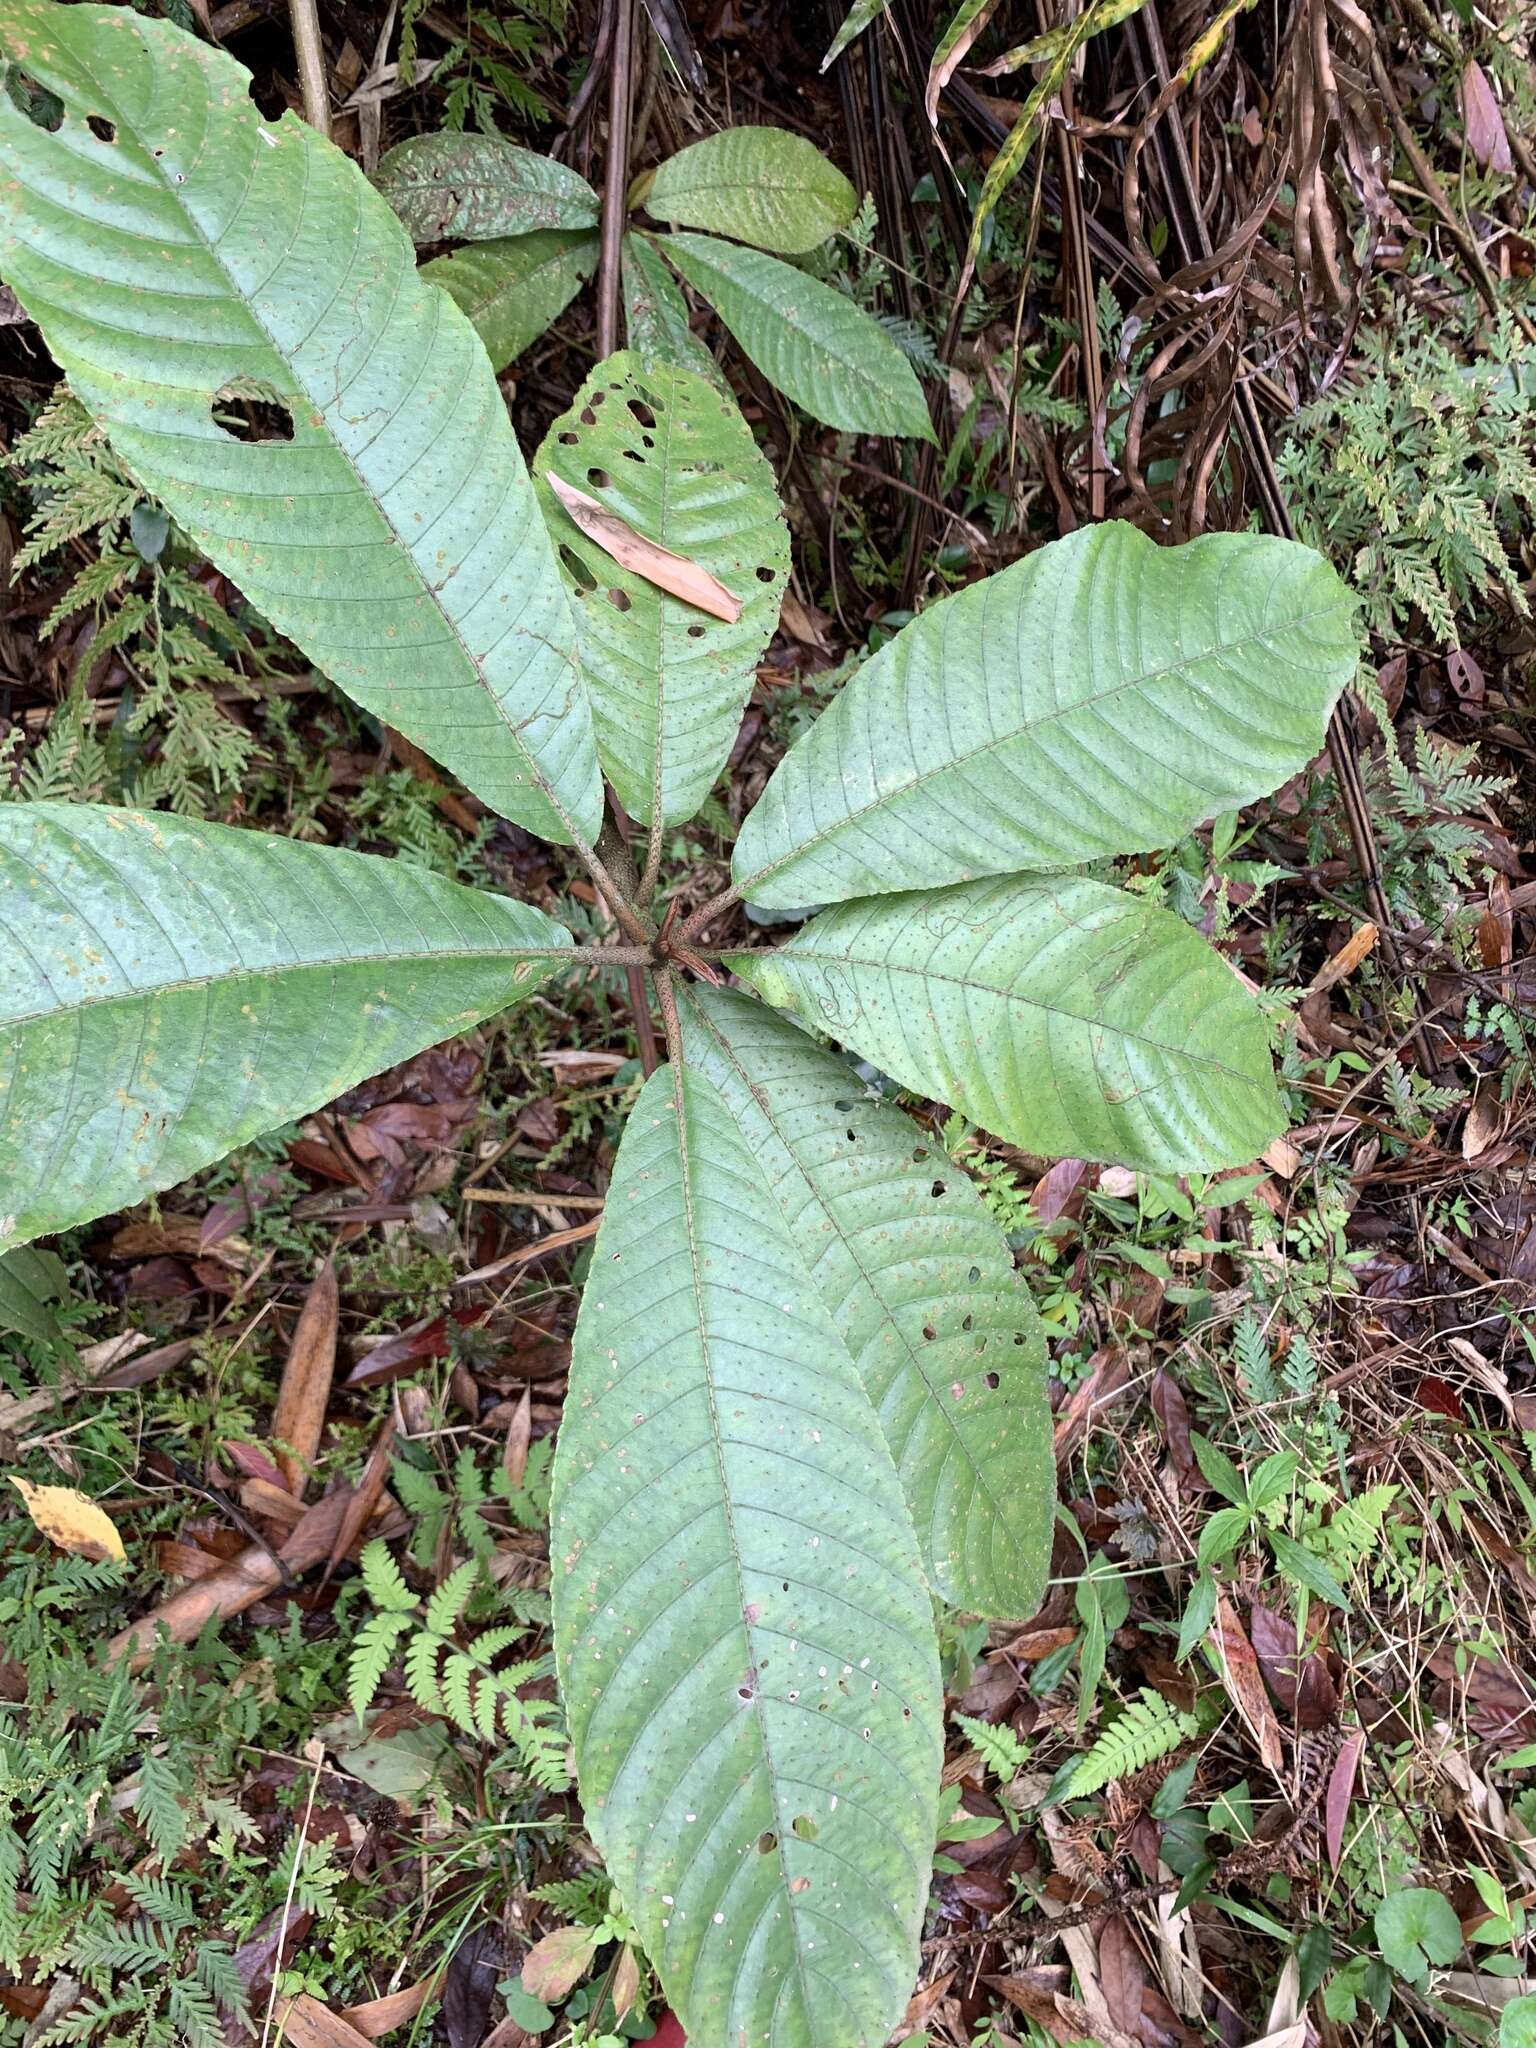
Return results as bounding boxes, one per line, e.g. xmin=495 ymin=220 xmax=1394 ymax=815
xmin=0 ymin=8 xmax=1358 ymax=2043
xmin=373 ymin=122 xmax=931 ymax=438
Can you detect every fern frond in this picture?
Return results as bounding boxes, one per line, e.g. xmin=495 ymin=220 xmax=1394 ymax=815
xmin=1068 ymin=1690 xmax=1197 ymax=1797
xmin=347 ymin=1609 xmax=414 ymax=1723
xmin=424 ymin=1559 xmax=479 ymax=1638
xmin=358 ymin=1539 xmax=416 ymax=1613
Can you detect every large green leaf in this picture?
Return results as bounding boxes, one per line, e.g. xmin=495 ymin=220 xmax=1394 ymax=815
xmin=678 ymin=987 xmax=1052 ymax=1618
xmin=426 ymin=229 xmax=599 ymax=374
xmin=374 ymin=131 xmax=599 ymax=241
xmin=646 ymin=127 xmax=857 ymax=256
xmin=731 ymin=876 xmax=1284 ymax=1171
xmin=0 ymin=1 xmax=600 ymax=846
xmin=731 ymin=523 xmax=1356 ymax=907
xmin=660 ymin=233 xmax=933 ymax=441
xmin=551 ymin=1063 xmax=941 ymax=2048
xmin=535 ymin=354 xmax=789 ymax=826
xmin=0 ymin=1248 xmax=71 ymax=1346
xmin=0 ymin=804 xmax=571 ymax=1251
xmin=622 ymin=231 xmax=724 ymax=384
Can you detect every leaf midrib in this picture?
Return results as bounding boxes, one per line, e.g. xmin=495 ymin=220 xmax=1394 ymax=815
xmin=669 ymin=1065 xmax=818 ymax=2036
xmin=734 ymin=594 xmax=1351 ymax=897
xmin=39 ymin=27 xmax=582 ymax=837
xmin=680 ymin=991 xmax=1037 ymax=1586
xmin=753 ymin=930 xmax=1262 ymax=1084
xmin=3 ymin=943 xmax=563 ymax=1032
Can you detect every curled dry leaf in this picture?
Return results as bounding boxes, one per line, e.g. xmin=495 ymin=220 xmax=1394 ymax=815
xmin=10 ymin=1477 xmax=125 ymax=1562
xmin=1208 ymin=1591 xmax=1283 ymax=1775
xmin=278 ymin=1993 xmax=373 ymax=2048
xmin=272 ymin=1257 xmax=339 ymax=1494
xmin=1325 ymin=1732 xmax=1364 ymax=1871
xmin=544 ymin=472 xmax=742 ymax=622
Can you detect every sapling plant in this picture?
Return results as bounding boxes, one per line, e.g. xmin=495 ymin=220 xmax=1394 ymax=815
xmin=0 ymin=7 xmax=1358 ymax=2042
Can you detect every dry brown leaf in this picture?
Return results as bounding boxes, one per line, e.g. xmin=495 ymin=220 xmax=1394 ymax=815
xmin=521 ymin=1926 xmax=599 ymax=2002
xmin=1461 ymin=61 xmax=1513 ymax=173
xmin=1208 ymin=1592 xmax=1283 ymax=1774
xmin=279 ymin=1993 xmax=374 ymax=2048
xmin=611 ymin=1946 xmax=640 ymax=2021
xmin=1307 ymin=919 xmax=1377 ymax=994
xmin=11 ymin=1478 xmax=125 ymax=1562
xmin=272 ymin=1259 xmax=339 ymax=1494
xmin=545 ymin=472 xmax=742 ymax=622
xmin=502 ymin=1387 xmax=532 ymax=1490
xmin=339 ymin=1973 xmax=441 ymax=2039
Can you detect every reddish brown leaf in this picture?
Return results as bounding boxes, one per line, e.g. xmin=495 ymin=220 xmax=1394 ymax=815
xmin=1325 ymin=1733 xmax=1364 ymax=1871
xmin=1097 ymin=1917 xmax=1150 ymax=2040
xmin=1461 ymin=61 xmax=1513 ymax=172
xmin=520 ymin=1927 xmax=599 ymax=2003
xmin=1248 ymin=1602 xmax=1338 ymax=1728
xmin=1031 ymin=1156 xmax=1090 ymax=1226
xmin=272 ymin=1260 xmax=339 ymax=1494
xmin=1149 ymin=1370 xmax=1202 ymax=1490
xmin=325 ymin=1415 xmax=398 ymax=1579
xmin=1208 ymin=1592 xmax=1283 ymax=1774
xmin=501 ymin=1387 xmax=532 ymax=1490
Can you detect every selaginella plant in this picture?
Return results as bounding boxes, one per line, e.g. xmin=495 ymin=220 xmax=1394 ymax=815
xmin=372 ymin=120 xmax=933 ymax=437
xmin=0 ymin=7 xmax=1358 ymax=2042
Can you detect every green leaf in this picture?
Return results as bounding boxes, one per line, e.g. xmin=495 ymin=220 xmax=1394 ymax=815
xmin=1266 ymin=1529 xmax=1351 ymax=1608
xmin=551 ymin=1065 xmax=942 ymax=2048
xmin=660 ymin=232 xmax=934 ymax=441
xmin=622 ymin=232 xmax=726 ymax=384
xmin=731 ymin=876 xmax=1285 ymax=1172
xmin=1190 ymin=1432 xmax=1247 ymax=1507
xmin=374 ymin=131 xmax=599 ymax=241
xmin=426 ymin=228 xmax=600 ymax=374
xmin=1176 ymin=1574 xmax=1218 ymax=1662
xmin=1502 ymin=1994 xmax=1536 ymax=2048
xmin=1374 ymin=1887 xmax=1462 ymax=1983
xmin=0 ymin=1247 xmax=71 ymax=1344
xmin=677 ymin=986 xmax=1052 ymax=1618
xmin=1195 ymin=1505 xmax=1252 ymax=1572
xmin=535 ymin=355 xmax=788 ymax=827
xmin=646 ymin=128 xmax=857 ymax=256
xmin=0 ymin=804 xmax=571 ymax=1251
xmin=821 ymin=0 xmax=891 ymax=69
xmin=731 ymin=522 xmax=1356 ymax=907
xmin=0 ymin=2 xmax=600 ymax=845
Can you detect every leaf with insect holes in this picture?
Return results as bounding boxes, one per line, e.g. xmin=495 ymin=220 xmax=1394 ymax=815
xmin=660 ymin=232 xmax=934 ymax=440
xmin=0 ymin=1 xmax=600 ymax=843
xmin=732 ymin=876 xmax=1284 ymax=1173
xmin=374 ymin=131 xmax=599 ymax=240
xmin=536 ymin=355 xmax=789 ymax=827
xmin=0 ymin=1247 xmax=71 ymax=1344
xmin=426 ymin=229 xmax=599 ymax=373
xmin=551 ymin=1065 xmax=942 ymax=2048
xmin=678 ymin=986 xmax=1052 ymax=1618
xmin=646 ymin=128 xmax=857 ymax=255
xmin=732 ymin=522 xmax=1356 ymax=907
xmin=0 ymin=805 xmax=570 ymax=1251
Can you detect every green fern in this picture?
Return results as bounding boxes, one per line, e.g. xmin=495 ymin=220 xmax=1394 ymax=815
xmin=1068 ymin=1690 xmax=1198 ymax=1797
xmin=955 ymin=1712 xmax=1032 ymax=1782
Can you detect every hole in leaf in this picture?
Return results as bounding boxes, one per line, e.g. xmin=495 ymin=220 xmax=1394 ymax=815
xmin=755 ymin=565 xmax=775 ymax=582
xmin=984 ymin=1371 xmax=1000 ymax=1390
xmin=922 ymin=1325 xmax=936 ymax=1342
xmin=791 ymin=1814 xmax=818 ymax=1841
xmin=1014 ymin=1331 xmax=1027 ymax=1345
xmin=588 ymin=467 xmax=612 ymax=490
xmin=961 ymin=1314 xmax=973 ymax=1332
xmin=607 ymin=587 xmax=632 ymax=612
xmin=558 ymin=430 xmax=579 ymax=446
xmin=86 ymin=113 xmax=116 ymax=142
xmin=210 ymin=382 xmax=294 ymax=444
xmin=911 ymin=1147 xmax=927 ymax=1163
xmin=756 ymin=1831 xmax=777 ymax=1854
xmin=628 ymin=397 xmax=657 ymax=428
xmin=930 ymin=1180 xmax=945 ymax=1198
xmin=968 ymin=1265 xmax=981 ymax=1284
xmin=622 ymin=448 xmax=645 ymax=463
xmin=579 ymin=406 xmax=598 ymax=426
xmin=903 ymin=1706 xmax=912 ymax=1719
xmin=846 ymin=1129 xmax=857 ymax=1143
xmin=10 ymin=73 xmax=63 ymax=130
xmin=559 ymin=545 xmax=596 ymax=593
xmin=834 ymin=1099 xmax=855 ymax=1113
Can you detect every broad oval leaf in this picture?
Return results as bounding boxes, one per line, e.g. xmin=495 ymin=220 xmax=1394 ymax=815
xmin=0 ymin=2 xmax=601 ymax=846
xmin=0 ymin=1247 xmax=71 ymax=1346
xmin=730 ymin=876 xmax=1284 ymax=1171
xmin=622 ymin=231 xmax=725 ymax=385
xmin=678 ymin=987 xmax=1052 ymax=1618
xmin=426 ymin=228 xmax=599 ymax=373
xmin=535 ymin=355 xmax=789 ymax=826
xmin=375 ymin=131 xmax=599 ymax=241
xmin=731 ymin=523 xmax=1356 ymax=907
xmin=0 ymin=804 xmax=571 ymax=1251
xmin=660 ymin=233 xmax=934 ymax=441
xmin=646 ymin=127 xmax=857 ymax=255
xmin=551 ymin=1064 xmax=942 ymax=2048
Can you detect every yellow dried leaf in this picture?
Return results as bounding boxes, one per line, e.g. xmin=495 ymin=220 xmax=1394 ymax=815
xmin=11 ymin=1476 xmax=126 ymax=1562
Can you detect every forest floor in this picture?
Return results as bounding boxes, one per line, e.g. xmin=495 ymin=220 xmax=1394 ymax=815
xmin=3 ymin=2 xmax=1536 ymax=2045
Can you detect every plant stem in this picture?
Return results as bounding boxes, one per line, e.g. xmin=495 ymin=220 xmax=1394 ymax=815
xmin=656 ymin=966 xmax=684 ymax=1072
xmin=677 ymin=882 xmax=741 ymax=945
xmin=287 ymin=0 xmax=330 ymax=137
xmin=595 ymin=0 xmax=636 ymax=359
